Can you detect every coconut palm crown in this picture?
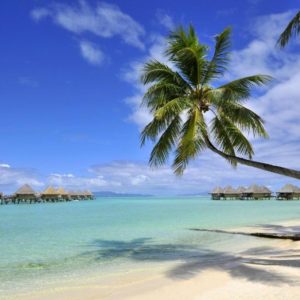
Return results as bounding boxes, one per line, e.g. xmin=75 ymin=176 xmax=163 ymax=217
xmin=140 ymin=25 xmax=300 ymax=179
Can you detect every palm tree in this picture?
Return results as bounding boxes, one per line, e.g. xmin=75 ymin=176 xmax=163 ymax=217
xmin=140 ymin=26 xmax=300 ymax=179
xmin=278 ymin=11 xmax=300 ymax=48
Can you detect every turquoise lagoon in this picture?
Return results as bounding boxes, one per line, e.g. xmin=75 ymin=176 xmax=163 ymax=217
xmin=1 ymin=196 xmax=300 ymax=295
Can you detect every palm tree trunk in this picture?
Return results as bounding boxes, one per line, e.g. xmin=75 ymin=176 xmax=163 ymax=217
xmin=204 ymin=137 xmax=300 ymax=180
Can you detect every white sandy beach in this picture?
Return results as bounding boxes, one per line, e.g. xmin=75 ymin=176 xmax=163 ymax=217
xmin=7 ymin=219 xmax=300 ymax=300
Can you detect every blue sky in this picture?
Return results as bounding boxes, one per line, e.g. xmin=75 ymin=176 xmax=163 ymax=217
xmin=1 ymin=0 xmax=300 ymax=194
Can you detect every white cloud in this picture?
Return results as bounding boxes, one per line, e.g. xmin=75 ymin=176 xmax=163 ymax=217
xmin=131 ymin=174 xmax=148 ymax=186
xmin=122 ymin=35 xmax=171 ymax=128
xmin=228 ymin=11 xmax=298 ymax=79
xmin=0 ymin=163 xmax=10 ymax=168
xmin=50 ymin=173 xmax=74 ymax=178
xmin=31 ymin=8 xmax=51 ymax=21
xmin=124 ymin=94 xmax=152 ymax=129
xmin=156 ymin=11 xmax=175 ymax=30
xmin=88 ymin=160 xmax=218 ymax=194
xmin=48 ymin=172 xmax=121 ymax=190
xmin=0 ymin=165 xmax=44 ymax=193
xmin=88 ymin=158 xmax=300 ymax=195
xmin=1 ymin=151 xmax=300 ymax=195
xmin=79 ymin=40 xmax=104 ymax=65
xmin=89 ymin=161 xmax=178 ymax=193
xmin=31 ymin=1 xmax=145 ymax=50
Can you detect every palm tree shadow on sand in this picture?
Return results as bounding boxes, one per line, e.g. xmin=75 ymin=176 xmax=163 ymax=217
xmin=81 ymin=237 xmax=300 ymax=286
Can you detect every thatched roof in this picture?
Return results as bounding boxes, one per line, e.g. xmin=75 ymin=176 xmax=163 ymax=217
xmin=278 ymin=184 xmax=299 ymax=193
xmin=42 ymin=186 xmax=59 ymax=195
xmin=223 ymin=186 xmax=236 ymax=194
xmin=84 ymin=190 xmax=93 ymax=196
xmin=211 ymin=187 xmax=223 ymax=194
xmin=244 ymin=184 xmax=258 ymax=193
xmin=15 ymin=184 xmax=36 ymax=195
xmin=72 ymin=190 xmax=93 ymax=197
xmin=259 ymin=186 xmax=272 ymax=193
xmin=69 ymin=190 xmax=83 ymax=196
xmin=236 ymin=186 xmax=246 ymax=193
xmin=57 ymin=187 xmax=68 ymax=195
xmin=77 ymin=190 xmax=86 ymax=196
xmin=68 ymin=190 xmax=77 ymax=196
xmin=244 ymin=184 xmax=271 ymax=194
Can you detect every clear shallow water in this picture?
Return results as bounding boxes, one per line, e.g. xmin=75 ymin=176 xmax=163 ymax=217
xmin=1 ymin=196 xmax=300 ymax=295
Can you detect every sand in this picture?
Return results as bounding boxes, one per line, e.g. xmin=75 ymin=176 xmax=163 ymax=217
xmin=6 ymin=220 xmax=300 ymax=300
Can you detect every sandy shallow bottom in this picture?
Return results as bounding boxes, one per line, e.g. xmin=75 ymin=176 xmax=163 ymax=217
xmin=5 ymin=219 xmax=300 ymax=300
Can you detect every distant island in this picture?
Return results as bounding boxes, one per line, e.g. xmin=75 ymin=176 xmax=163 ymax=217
xmin=93 ymin=191 xmax=153 ymax=197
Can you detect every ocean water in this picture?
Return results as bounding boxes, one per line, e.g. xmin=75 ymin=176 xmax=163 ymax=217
xmin=1 ymin=196 xmax=300 ymax=296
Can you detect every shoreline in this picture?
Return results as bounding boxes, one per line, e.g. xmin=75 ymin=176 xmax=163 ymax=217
xmin=4 ymin=218 xmax=300 ymax=300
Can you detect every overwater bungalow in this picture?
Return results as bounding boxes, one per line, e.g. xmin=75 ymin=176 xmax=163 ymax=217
xmin=14 ymin=184 xmax=37 ymax=203
xmin=277 ymin=184 xmax=300 ymax=200
xmin=0 ymin=184 xmax=94 ymax=205
xmin=57 ymin=187 xmax=70 ymax=201
xmin=242 ymin=184 xmax=272 ymax=200
xmin=259 ymin=186 xmax=272 ymax=199
xmin=71 ymin=190 xmax=80 ymax=200
xmin=84 ymin=190 xmax=94 ymax=200
xmin=68 ymin=190 xmax=80 ymax=200
xmin=223 ymin=186 xmax=238 ymax=200
xmin=236 ymin=186 xmax=246 ymax=199
xmin=294 ymin=187 xmax=300 ymax=198
xmin=77 ymin=190 xmax=87 ymax=200
xmin=211 ymin=187 xmax=224 ymax=200
xmin=41 ymin=186 xmax=59 ymax=202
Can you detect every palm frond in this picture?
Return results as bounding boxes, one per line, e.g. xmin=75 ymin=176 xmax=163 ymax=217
xmin=201 ymin=27 xmax=231 ymax=84
xmin=149 ymin=116 xmax=182 ymax=166
xmin=166 ymin=25 xmax=208 ymax=86
xmin=217 ymin=115 xmax=254 ymax=158
xmin=140 ymin=116 xmax=173 ymax=146
xmin=143 ymin=82 xmax=183 ymax=100
xmin=215 ymin=75 xmax=272 ymax=102
xmin=141 ymin=60 xmax=192 ymax=90
xmin=172 ymin=108 xmax=207 ymax=174
xmin=277 ymin=11 xmax=300 ymax=48
xmin=154 ymin=97 xmax=190 ymax=120
xmin=216 ymin=103 xmax=268 ymax=138
xmin=142 ymin=82 xmax=187 ymax=113
xmin=211 ymin=115 xmax=236 ymax=166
